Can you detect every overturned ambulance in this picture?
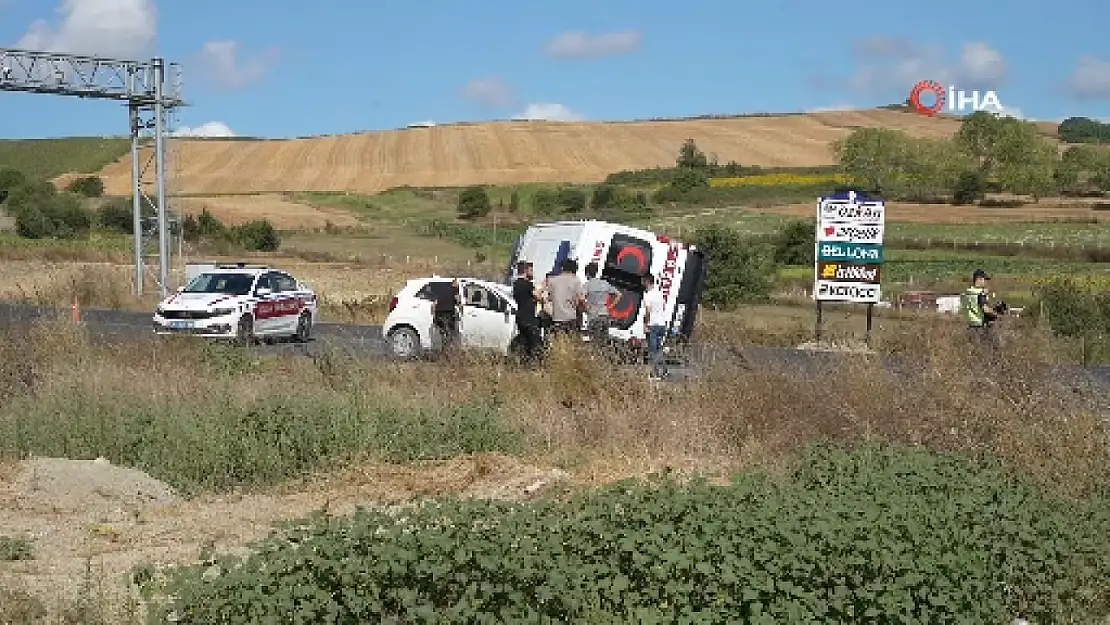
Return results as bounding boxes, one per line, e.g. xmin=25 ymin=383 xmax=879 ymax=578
xmin=504 ymin=219 xmax=709 ymax=350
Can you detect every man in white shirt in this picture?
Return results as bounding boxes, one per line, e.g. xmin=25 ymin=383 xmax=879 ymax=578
xmin=641 ymin=274 xmax=667 ymax=379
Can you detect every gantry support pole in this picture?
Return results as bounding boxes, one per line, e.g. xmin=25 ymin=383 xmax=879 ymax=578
xmin=153 ymin=58 xmax=169 ymax=299
xmin=130 ymin=102 xmax=143 ymax=296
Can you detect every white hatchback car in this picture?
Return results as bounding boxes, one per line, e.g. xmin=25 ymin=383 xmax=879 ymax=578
xmin=152 ymin=263 xmax=318 ymax=343
xmin=383 ymin=276 xmax=518 ymax=359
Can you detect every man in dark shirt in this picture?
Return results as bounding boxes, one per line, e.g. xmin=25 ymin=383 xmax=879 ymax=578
xmin=432 ymin=278 xmax=460 ymax=349
xmin=512 ymin=260 xmax=542 ymax=363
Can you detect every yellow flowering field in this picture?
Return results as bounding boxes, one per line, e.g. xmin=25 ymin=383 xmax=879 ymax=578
xmin=709 ymin=173 xmax=855 ymax=188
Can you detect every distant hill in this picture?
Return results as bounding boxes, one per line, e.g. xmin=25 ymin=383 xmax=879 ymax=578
xmin=89 ymin=109 xmax=994 ymax=195
xmin=1 ymin=109 xmax=1066 ymax=196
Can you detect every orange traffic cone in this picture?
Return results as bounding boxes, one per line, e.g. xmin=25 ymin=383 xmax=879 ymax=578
xmin=70 ymin=298 xmax=79 ymax=323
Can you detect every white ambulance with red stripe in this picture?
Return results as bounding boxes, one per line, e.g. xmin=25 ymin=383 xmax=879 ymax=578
xmin=152 ymin=263 xmax=318 ymax=343
xmin=504 ymin=220 xmax=709 ymax=351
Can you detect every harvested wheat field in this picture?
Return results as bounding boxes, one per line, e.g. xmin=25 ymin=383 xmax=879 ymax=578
xmin=92 ymin=109 xmax=982 ymax=196
xmin=173 ymin=194 xmax=365 ymax=229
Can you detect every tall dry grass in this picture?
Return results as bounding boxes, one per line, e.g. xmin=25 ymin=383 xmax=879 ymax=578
xmin=0 ymin=251 xmax=508 ymax=324
xmin=0 ymin=313 xmax=1106 ymax=499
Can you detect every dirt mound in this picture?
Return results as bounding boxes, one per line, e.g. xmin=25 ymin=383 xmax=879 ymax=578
xmin=4 ymin=457 xmax=180 ymax=517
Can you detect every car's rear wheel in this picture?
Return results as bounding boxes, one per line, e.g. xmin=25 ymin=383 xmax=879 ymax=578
xmin=294 ymin=311 xmax=312 ymax=343
xmin=388 ymin=326 xmax=421 ymax=360
xmin=236 ymin=314 xmax=255 ymax=346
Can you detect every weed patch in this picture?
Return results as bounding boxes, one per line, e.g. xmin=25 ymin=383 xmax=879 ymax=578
xmin=0 ymin=534 xmax=34 ymax=561
xmin=143 ymin=442 xmax=1110 ymax=623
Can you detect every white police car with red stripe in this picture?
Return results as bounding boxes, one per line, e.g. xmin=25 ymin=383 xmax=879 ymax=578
xmin=152 ymin=263 xmax=318 ymax=343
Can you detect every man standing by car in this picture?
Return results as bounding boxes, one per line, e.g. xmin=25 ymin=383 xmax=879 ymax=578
xmin=642 ymin=274 xmax=668 ymax=380
xmin=546 ymin=258 xmax=586 ymax=338
xmin=512 ymin=261 xmax=543 ymax=363
xmin=431 ymin=278 xmax=461 ymax=349
xmin=583 ymin=261 xmax=619 ymax=345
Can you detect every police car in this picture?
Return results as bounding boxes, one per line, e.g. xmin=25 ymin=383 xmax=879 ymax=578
xmin=152 ymin=263 xmax=318 ymax=343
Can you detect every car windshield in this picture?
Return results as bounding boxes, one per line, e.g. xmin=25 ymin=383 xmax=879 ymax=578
xmin=183 ymin=272 xmax=255 ymax=295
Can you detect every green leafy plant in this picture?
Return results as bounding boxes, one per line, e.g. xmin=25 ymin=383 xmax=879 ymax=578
xmin=142 ymin=442 xmax=1110 ymax=623
xmin=457 ymin=185 xmax=491 ymax=219
xmin=0 ymin=534 xmax=34 ymax=561
xmin=65 ymin=175 xmax=105 ymax=198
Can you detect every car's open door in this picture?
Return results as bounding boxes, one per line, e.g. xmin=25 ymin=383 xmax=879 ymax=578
xmin=459 ymin=282 xmax=508 ymax=350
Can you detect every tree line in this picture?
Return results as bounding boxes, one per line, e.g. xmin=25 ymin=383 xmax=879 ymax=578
xmin=834 ymin=112 xmax=1110 ymax=204
xmin=1058 ymin=117 xmax=1110 ymax=144
xmin=0 ymin=167 xmax=279 ymax=251
xmin=456 ymin=184 xmax=651 ymax=220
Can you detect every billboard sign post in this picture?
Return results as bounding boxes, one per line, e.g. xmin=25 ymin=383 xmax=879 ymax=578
xmin=813 ymin=190 xmax=885 ymax=344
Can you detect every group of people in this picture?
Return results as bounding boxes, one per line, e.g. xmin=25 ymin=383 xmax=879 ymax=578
xmin=511 ymin=259 xmax=670 ymax=378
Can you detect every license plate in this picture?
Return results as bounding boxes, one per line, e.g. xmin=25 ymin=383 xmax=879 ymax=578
xmin=169 ymin=320 xmax=194 ymax=329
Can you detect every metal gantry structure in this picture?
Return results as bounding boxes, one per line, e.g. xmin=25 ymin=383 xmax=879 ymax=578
xmin=0 ymin=47 xmax=184 ymax=297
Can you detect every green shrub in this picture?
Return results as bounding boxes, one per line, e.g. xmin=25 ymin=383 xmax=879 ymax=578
xmin=0 ymin=534 xmax=33 ymax=561
xmin=5 ymin=183 xmax=92 ymax=239
xmin=457 ymin=185 xmax=491 ymax=219
xmin=531 ymin=187 xmax=560 ymax=215
xmin=64 ymin=175 xmax=104 ymax=198
xmin=96 ymin=196 xmax=155 ymax=233
xmin=0 ymin=167 xmax=27 ymax=204
xmin=590 ymin=183 xmax=617 ymax=210
xmin=772 ymin=219 xmax=815 ymax=266
xmin=690 ymin=223 xmax=775 ymax=307
xmin=951 ymin=170 xmax=986 ymax=205
xmin=230 ymin=219 xmax=280 ymax=251
xmin=145 ymin=442 xmax=1110 ymax=623
xmin=556 ymin=187 xmax=587 ymax=214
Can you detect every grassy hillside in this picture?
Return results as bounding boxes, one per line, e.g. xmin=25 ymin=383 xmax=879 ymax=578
xmin=0 ymin=137 xmax=129 ymax=181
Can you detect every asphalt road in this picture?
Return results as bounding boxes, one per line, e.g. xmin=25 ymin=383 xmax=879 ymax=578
xmin=2 ymin=302 xmax=1110 ymax=397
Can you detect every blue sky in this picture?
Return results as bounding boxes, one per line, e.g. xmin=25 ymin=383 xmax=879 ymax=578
xmin=1 ymin=0 xmax=1108 ymax=139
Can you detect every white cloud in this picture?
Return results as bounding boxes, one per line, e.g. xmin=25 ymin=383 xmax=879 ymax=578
xmin=806 ymin=104 xmax=857 ymax=113
xmin=461 ymin=77 xmax=514 ymax=108
xmin=545 ymin=30 xmax=642 ymax=60
xmin=821 ymin=38 xmax=1007 ymax=97
xmin=171 ymin=121 xmax=236 ymax=138
xmin=198 ymin=40 xmax=276 ymax=90
xmin=514 ymin=103 xmax=584 ymax=122
xmin=15 ymin=0 xmax=156 ymax=59
xmin=1066 ymin=55 xmax=1110 ymax=100
xmin=977 ymin=102 xmax=1024 ymax=119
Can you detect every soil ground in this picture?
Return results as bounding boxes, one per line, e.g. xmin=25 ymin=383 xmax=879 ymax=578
xmin=0 ymin=454 xmax=585 ymax=620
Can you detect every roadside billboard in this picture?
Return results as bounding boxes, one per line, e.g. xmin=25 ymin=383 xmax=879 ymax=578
xmin=814 ymin=191 xmax=885 ymax=304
